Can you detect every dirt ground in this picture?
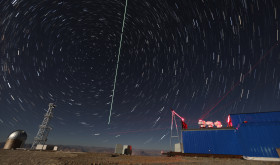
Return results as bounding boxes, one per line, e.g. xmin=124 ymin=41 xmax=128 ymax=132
xmin=0 ymin=149 xmax=279 ymax=165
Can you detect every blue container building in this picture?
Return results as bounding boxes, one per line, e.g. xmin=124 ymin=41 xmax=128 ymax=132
xmin=182 ymin=111 xmax=280 ymax=158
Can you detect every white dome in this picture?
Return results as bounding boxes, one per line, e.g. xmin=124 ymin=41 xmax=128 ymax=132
xmin=8 ymin=130 xmax=27 ymax=141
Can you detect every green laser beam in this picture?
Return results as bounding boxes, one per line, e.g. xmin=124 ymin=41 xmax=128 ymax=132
xmin=108 ymin=0 xmax=128 ymax=125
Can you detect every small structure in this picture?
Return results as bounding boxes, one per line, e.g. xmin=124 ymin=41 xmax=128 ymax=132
xmin=115 ymin=144 xmax=123 ymax=154
xmin=123 ymin=145 xmax=128 ymax=154
xmin=124 ymin=145 xmax=132 ymax=155
xmin=35 ymin=144 xmax=58 ymax=151
xmin=114 ymin=144 xmax=132 ymax=155
xmin=3 ymin=130 xmax=27 ymax=149
xmin=53 ymin=146 xmax=58 ymax=151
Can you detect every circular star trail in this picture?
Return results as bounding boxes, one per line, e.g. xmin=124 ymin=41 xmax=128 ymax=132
xmin=0 ymin=0 xmax=280 ymax=150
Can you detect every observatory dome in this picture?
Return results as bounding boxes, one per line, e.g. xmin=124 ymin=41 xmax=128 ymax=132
xmin=8 ymin=130 xmax=27 ymax=141
xmin=3 ymin=130 xmax=27 ymax=149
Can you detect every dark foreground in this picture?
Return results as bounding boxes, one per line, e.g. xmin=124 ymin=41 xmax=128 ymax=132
xmin=0 ymin=149 xmax=279 ymax=165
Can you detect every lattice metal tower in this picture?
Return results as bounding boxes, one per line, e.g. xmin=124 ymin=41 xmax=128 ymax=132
xmin=31 ymin=103 xmax=56 ymax=149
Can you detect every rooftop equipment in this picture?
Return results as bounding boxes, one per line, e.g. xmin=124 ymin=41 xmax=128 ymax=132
xmin=199 ymin=120 xmax=222 ymax=128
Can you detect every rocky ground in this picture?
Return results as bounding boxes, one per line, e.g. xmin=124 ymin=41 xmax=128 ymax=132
xmin=0 ymin=149 xmax=279 ymax=165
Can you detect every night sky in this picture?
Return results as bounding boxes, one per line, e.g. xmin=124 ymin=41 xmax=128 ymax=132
xmin=1 ymin=0 xmax=280 ymax=150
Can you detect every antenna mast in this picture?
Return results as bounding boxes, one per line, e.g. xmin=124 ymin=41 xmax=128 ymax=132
xmin=170 ymin=109 xmax=187 ymax=151
xmin=31 ymin=103 xmax=56 ymax=149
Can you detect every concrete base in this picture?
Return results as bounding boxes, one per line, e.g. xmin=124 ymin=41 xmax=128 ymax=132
xmin=276 ymin=148 xmax=280 ymax=157
xmin=3 ymin=139 xmax=24 ymax=149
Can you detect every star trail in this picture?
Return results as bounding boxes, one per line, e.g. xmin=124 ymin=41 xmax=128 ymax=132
xmin=0 ymin=0 xmax=280 ymax=150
